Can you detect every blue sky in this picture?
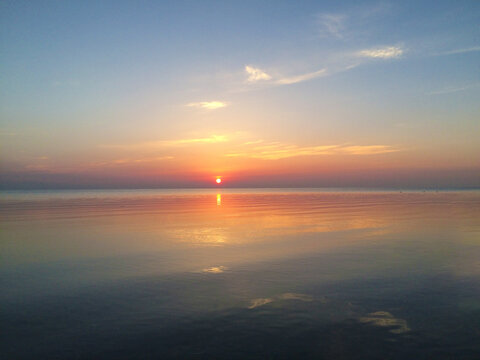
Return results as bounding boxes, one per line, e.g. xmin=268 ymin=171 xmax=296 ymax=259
xmin=1 ymin=0 xmax=479 ymax=188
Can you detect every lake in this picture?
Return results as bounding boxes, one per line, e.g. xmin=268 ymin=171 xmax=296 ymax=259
xmin=1 ymin=189 xmax=480 ymax=359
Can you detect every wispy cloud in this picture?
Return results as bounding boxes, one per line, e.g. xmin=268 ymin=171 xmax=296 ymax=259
xmin=438 ymin=46 xmax=480 ymax=56
xmin=162 ymin=134 xmax=229 ymax=146
xmin=102 ymin=134 xmax=229 ymax=150
xmin=314 ymin=4 xmax=391 ymax=41
xmin=90 ymin=156 xmax=174 ymax=167
xmin=226 ymin=143 xmax=339 ymax=160
xmin=276 ymin=68 xmax=327 ymax=85
xmin=426 ymin=82 xmax=480 ymax=95
xmin=341 ymin=145 xmax=398 ymax=155
xmin=244 ymin=66 xmax=328 ymax=86
xmin=106 ymin=136 xmax=398 ymax=161
xmin=357 ymin=46 xmax=404 ymax=59
xmin=245 ymin=65 xmax=272 ymax=82
xmin=187 ymin=101 xmax=228 ymax=110
xmin=316 ymin=13 xmax=346 ymax=38
xmin=227 ymin=141 xmax=399 ymax=160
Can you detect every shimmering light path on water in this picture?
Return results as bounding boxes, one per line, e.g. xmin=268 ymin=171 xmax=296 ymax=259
xmin=1 ymin=190 xmax=480 ymax=359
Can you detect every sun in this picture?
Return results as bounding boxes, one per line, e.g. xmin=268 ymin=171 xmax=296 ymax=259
xmin=216 ymin=178 xmax=222 ymax=184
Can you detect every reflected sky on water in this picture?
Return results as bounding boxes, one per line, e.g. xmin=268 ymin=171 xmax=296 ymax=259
xmin=1 ymin=190 xmax=480 ymax=359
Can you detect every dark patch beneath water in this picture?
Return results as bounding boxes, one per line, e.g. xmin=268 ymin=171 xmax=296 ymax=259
xmin=2 ymin=273 xmax=480 ymax=359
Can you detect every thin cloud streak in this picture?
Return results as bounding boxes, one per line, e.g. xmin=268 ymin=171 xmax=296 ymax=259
xmin=438 ymin=46 xmax=480 ymax=56
xmin=342 ymin=145 xmax=399 ymax=155
xmin=90 ymin=156 xmax=174 ymax=167
xmin=102 ymin=134 xmax=229 ymax=150
xmin=426 ymin=82 xmax=480 ymax=95
xmin=187 ymin=101 xmax=228 ymax=110
xmin=244 ymin=66 xmax=328 ymax=86
xmin=227 ymin=142 xmax=399 ymax=160
xmin=162 ymin=134 xmax=229 ymax=145
xmin=357 ymin=46 xmax=404 ymax=59
xmin=276 ymin=68 xmax=327 ymax=85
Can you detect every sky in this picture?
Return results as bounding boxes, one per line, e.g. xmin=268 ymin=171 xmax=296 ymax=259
xmin=1 ymin=0 xmax=479 ymax=189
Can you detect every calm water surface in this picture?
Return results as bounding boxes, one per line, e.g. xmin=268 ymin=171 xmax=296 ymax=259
xmin=1 ymin=189 xmax=480 ymax=359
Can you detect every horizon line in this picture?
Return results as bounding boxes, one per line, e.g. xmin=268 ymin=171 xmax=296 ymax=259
xmin=1 ymin=186 xmax=479 ymax=192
